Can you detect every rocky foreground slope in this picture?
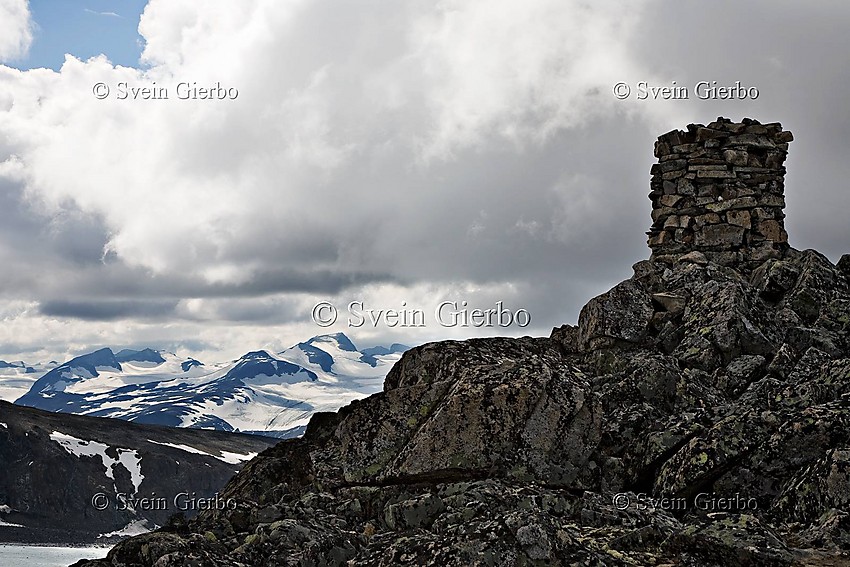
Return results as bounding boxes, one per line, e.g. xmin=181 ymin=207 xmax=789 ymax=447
xmin=82 ymin=120 xmax=850 ymax=566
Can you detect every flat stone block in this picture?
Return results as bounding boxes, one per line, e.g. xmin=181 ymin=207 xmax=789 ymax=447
xmin=758 ymin=220 xmax=788 ymax=243
xmin=694 ymin=224 xmax=745 ymax=247
xmin=726 ymin=209 xmax=752 ymax=229
xmin=697 ymin=170 xmax=736 ymax=179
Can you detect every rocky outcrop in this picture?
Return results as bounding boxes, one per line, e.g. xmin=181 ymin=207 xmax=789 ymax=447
xmin=81 ymin=120 xmax=850 ymax=566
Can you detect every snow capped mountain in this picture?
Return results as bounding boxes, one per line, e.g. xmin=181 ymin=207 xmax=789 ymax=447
xmin=16 ymin=348 xmax=211 ymax=404
xmin=14 ymin=334 xmax=408 ymax=438
xmin=0 ymin=360 xmax=58 ymax=403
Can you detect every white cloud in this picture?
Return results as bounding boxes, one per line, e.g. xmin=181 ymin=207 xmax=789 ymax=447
xmin=19 ymin=0 xmax=850 ymax=362
xmin=0 ymin=0 xmax=675 ymax=362
xmin=0 ymin=1 xmax=845 ymax=363
xmin=407 ymin=0 xmax=651 ymax=158
xmin=84 ymin=9 xmax=123 ymax=19
xmin=0 ymin=0 xmax=656 ymax=289
xmin=0 ymin=0 xmax=32 ymax=62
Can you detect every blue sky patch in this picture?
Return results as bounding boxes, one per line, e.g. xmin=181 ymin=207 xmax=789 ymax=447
xmin=22 ymin=0 xmax=148 ymax=70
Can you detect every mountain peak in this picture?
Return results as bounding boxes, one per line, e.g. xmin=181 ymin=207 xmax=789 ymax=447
xmin=15 ymin=347 xmax=122 ymax=408
xmin=181 ymin=358 xmax=204 ymax=372
xmin=241 ymin=350 xmax=275 ymax=360
xmin=307 ymin=332 xmax=358 ymax=352
xmin=115 ymin=348 xmax=166 ymax=365
xmin=64 ymin=347 xmax=120 ymax=370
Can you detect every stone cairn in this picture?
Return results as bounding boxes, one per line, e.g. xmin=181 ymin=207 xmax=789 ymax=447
xmin=648 ymin=117 xmax=794 ymax=272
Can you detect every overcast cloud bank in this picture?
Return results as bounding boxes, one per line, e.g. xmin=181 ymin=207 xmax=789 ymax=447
xmin=0 ymin=0 xmax=847 ymax=362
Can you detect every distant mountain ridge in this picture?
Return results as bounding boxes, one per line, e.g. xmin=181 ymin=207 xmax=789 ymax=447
xmin=0 ymin=360 xmax=55 ymax=403
xmin=14 ymin=333 xmax=409 ymax=439
xmin=0 ymin=360 xmax=36 ymax=372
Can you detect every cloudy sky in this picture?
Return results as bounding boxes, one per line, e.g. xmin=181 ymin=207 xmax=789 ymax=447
xmin=0 ymin=0 xmax=847 ymax=363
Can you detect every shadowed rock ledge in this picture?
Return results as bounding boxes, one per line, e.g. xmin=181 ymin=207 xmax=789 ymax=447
xmin=80 ymin=119 xmax=850 ymax=566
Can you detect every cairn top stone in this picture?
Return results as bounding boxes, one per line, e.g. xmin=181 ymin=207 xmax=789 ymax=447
xmin=647 ymin=117 xmax=793 ymax=272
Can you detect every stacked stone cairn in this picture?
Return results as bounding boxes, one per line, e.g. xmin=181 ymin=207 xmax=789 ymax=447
xmin=648 ymin=117 xmax=794 ymax=272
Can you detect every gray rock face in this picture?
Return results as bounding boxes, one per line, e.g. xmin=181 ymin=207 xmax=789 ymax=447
xmin=298 ymin=338 xmax=601 ymax=490
xmin=80 ymin=121 xmax=850 ymax=566
xmin=578 ymin=280 xmax=655 ymax=350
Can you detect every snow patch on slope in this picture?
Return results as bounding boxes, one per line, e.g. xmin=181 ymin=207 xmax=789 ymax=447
xmin=0 ymin=519 xmax=24 ymax=527
xmin=218 ymin=450 xmax=258 ymax=464
xmin=146 ymin=439 xmax=257 ymax=464
xmin=50 ymin=431 xmax=144 ymax=493
xmin=147 ymin=439 xmax=210 ymax=456
xmin=98 ymin=519 xmax=155 ymax=539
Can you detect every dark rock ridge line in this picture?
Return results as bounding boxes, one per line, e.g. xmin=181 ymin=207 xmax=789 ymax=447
xmin=82 ymin=119 xmax=850 ymax=566
xmin=0 ymin=401 xmax=275 ymax=544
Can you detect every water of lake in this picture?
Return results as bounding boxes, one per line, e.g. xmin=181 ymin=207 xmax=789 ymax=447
xmin=0 ymin=544 xmax=109 ymax=566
